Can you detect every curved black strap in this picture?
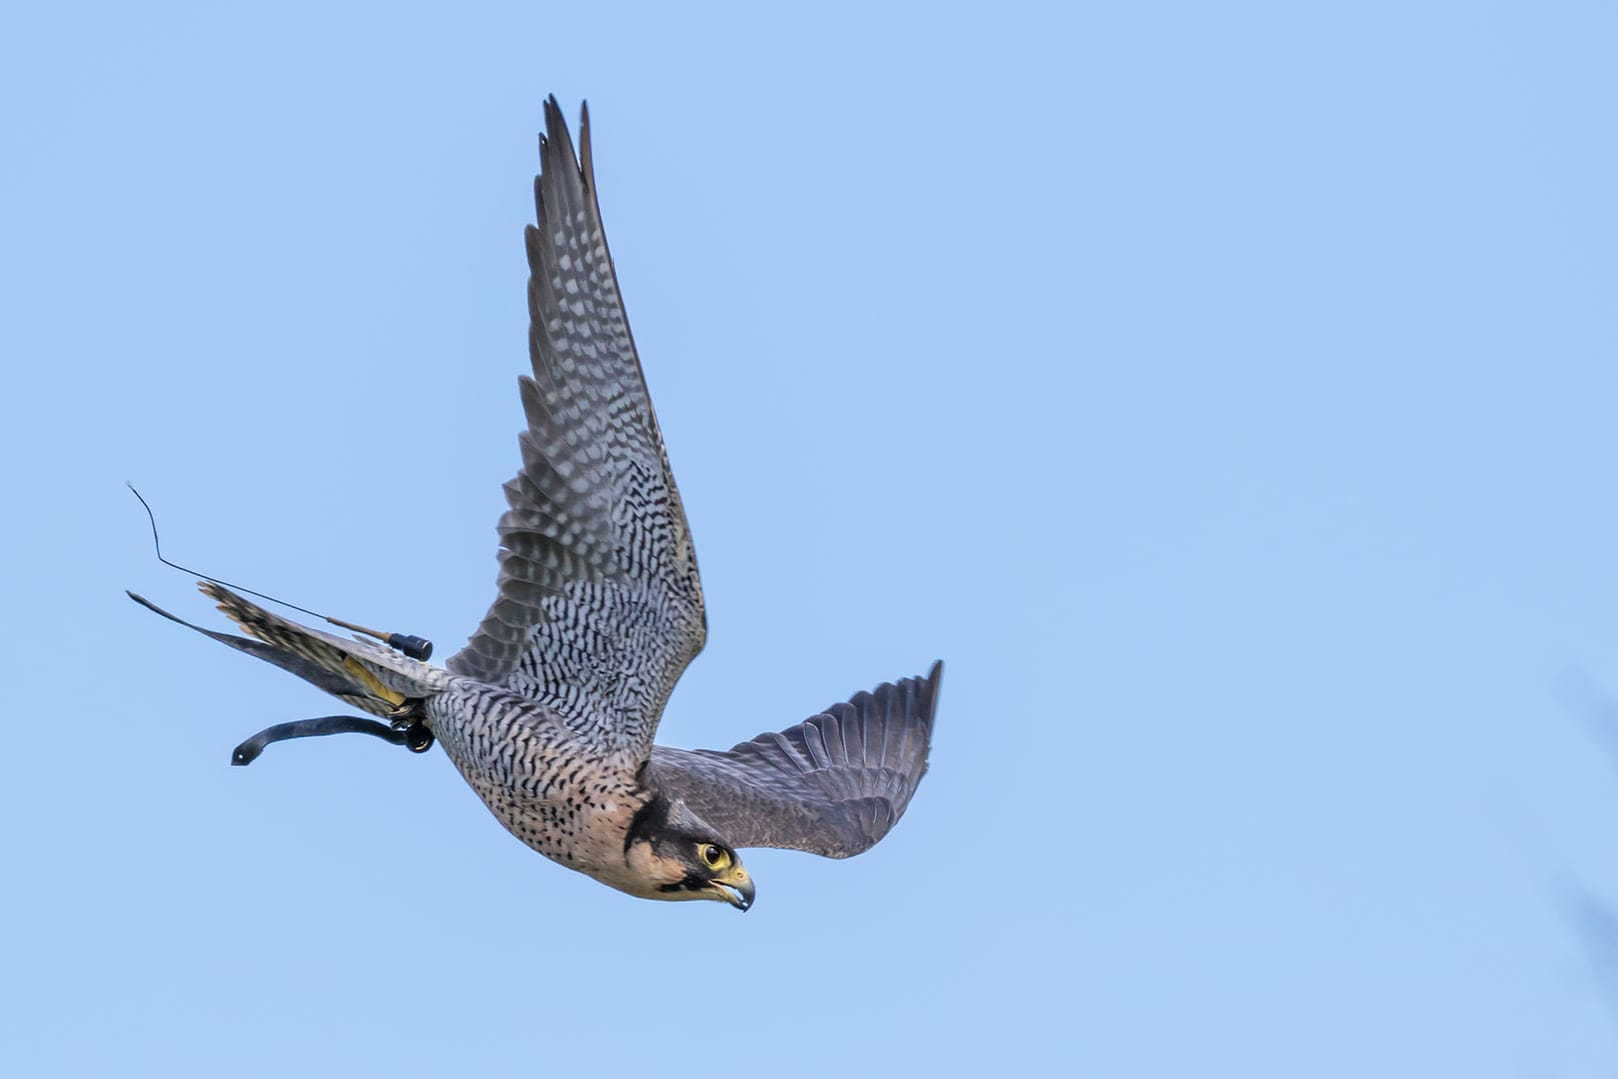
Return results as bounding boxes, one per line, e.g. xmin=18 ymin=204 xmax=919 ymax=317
xmin=231 ymin=715 xmax=433 ymax=765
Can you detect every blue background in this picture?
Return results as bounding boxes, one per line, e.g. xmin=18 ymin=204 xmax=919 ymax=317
xmin=5 ymin=2 xmax=1617 ymax=1074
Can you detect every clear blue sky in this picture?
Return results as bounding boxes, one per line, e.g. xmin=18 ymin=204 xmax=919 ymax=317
xmin=4 ymin=2 xmax=1616 ymax=1075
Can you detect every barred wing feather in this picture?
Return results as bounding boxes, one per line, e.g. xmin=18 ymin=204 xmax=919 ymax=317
xmin=643 ymin=663 xmax=942 ymax=857
xmin=448 ymin=98 xmax=705 ymax=762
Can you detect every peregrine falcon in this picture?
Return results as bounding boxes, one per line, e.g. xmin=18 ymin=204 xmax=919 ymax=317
xmin=129 ymin=99 xmax=940 ymax=911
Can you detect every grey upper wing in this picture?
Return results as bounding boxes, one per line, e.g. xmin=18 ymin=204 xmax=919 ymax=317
xmin=448 ymin=99 xmax=705 ymax=761
xmin=643 ymin=663 xmax=942 ymax=858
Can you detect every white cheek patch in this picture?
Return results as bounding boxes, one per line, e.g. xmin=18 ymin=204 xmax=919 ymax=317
xmin=623 ymin=839 xmax=688 ymax=892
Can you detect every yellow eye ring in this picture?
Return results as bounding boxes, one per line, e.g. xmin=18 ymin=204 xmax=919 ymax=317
xmin=700 ymin=843 xmax=729 ymax=869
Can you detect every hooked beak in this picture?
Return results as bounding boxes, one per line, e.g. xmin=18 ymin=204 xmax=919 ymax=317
xmin=708 ymin=865 xmax=755 ymax=912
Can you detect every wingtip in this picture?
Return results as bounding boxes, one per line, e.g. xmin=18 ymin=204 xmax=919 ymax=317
xmin=539 ymin=95 xmax=564 ymax=158
xmin=578 ymin=99 xmax=593 ymax=187
xmin=921 ymin=660 xmax=943 ymax=717
xmin=538 ymin=94 xmax=584 ymax=182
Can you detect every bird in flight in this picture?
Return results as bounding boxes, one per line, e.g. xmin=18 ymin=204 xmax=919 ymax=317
xmin=130 ymin=98 xmax=941 ymax=912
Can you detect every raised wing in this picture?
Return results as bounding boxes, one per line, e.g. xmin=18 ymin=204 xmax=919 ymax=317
xmin=643 ymin=663 xmax=942 ymax=857
xmin=447 ymin=99 xmax=705 ymax=763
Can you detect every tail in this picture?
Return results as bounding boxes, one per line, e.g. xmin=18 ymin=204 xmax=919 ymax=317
xmin=129 ymin=582 xmax=450 ymax=716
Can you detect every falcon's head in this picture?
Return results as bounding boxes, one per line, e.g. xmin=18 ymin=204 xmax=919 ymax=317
xmin=621 ymin=794 xmax=755 ymax=911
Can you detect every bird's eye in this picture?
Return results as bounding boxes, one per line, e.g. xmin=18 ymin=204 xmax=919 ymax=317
xmin=700 ymin=843 xmax=729 ymax=869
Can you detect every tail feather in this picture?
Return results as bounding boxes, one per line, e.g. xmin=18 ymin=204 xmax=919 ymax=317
xmin=130 ymin=583 xmax=449 ymax=714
